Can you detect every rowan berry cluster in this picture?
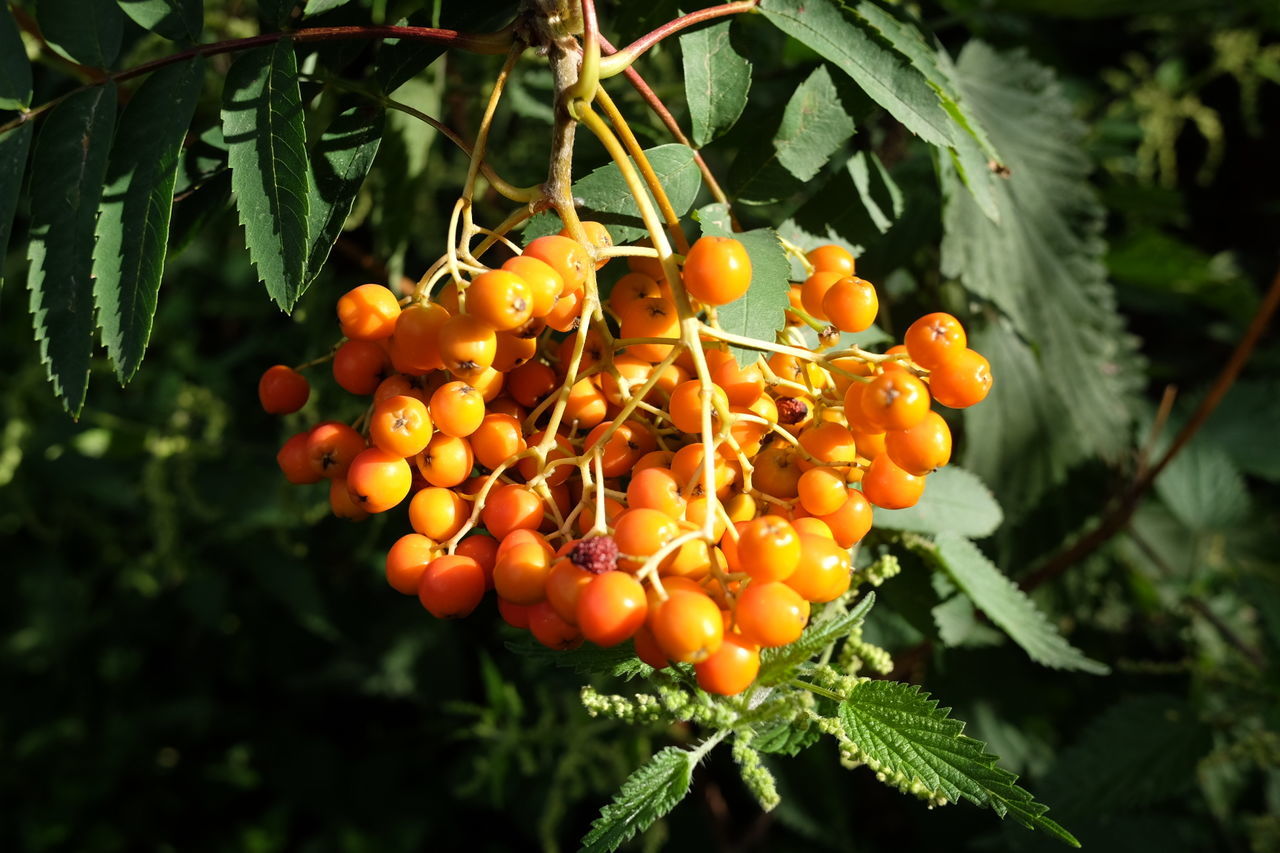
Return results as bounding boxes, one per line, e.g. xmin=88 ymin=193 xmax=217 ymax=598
xmin=259 ymin=228 xmax=992 ymax=697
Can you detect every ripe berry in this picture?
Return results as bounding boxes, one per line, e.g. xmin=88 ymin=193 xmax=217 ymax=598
xmin=928 ymin=348 xmax=993 ymax=408
xmin=668 ymin=379 xmax=729 ymax=436
xmin=498 ymin=597 xmax=531 ymax=629
xmin=524 ymin=235 xmax=591 ymax=293
xmin=493 ymin=537 xmax=555 ymax=605
xmin=618 ymin=297 xmax=680 ymax=363
xmin=277 ymin=432 xmax=322 ymax=484
xmin=614 ymin=508 xmax=680 ymax=570
xmin=481 ymin=484 xmax=545 ymax=539
xmin=328 ymin=478 xmax=369 ymax=521
xmin=466 ymin=270 xmax=533 ymax=331
xmin=800 ymin=271 xmax=845 ymax=320
xmin=338 ymin=283 xmax=401 ymax=341
xmin=817 ymin=488 xmax=873 ymax=548
xmin=585 ymin=421 xmax=657 ymax=479
xmin=736 ymin=516 xmax=802 ymax=582
xmin=470 ymin=413 xmax=527 ymax=470
xmin=860 ymin=372 xmax=931 ymax=432
xmin=562 ymin=220 xmax=613 ymax=269
xmin=798 ymin=467 xmax=848 ymax=516
xmin=502 ymin=255 xmax=563 ymax=317
xmin=306 ymin=421 xmax=366 ymax=479
xmin=626 ymin=467 xmax=686 ymax=519
xmin=528 ymin=600 xmax=583 ymax=649
xmin=507 ymin=361 xmax=557 ymax=408
xmin=608 ymin=272 xmax=665 ymax=316
xmin=577 ymin=571 xmax=647 ymax=647
xmin=821 ymin=277 xmax=878 ymax=333
xmin=786 ymin=534 xmax=852 ymax=602
xmin=904 ymin=312 xmax=967 ymax=370
xmin=409 ymin=486 xmax=469 ymax=540
xmin=333 ymin=340 xmax=389 ymax=395
xmin=885 ymin=410 xmax=952 ymax=475
xmin=633 ymin=625 xmax=669 ymax=669
xmin=418 ymin=555 xmax=486 ymax=618
xmin=546 ymin=558 xmax=595 ymax=623
xmin=346 ymin=447 xmax=412 ymax=513
xmin=259 ymin=365 xmax=310 ymax=414
xmin=439 ymin=314 xmax=497 ymax=379
xmin=860 ymin=455 xmax=926 ymax=509
xmin=429 ymin=381 xmax=486 ymax=438
xmin=390 ymin=303 xmax=449 ymax=373
xmin=370 ymin=395 xmax=434 ymax=457
xmin=455 ymin=534 xmax=499 ymax=588
xmin=386 ymin=533 xmax=438 ymax=595
xmin=806 ymin=244 xmax=855 ymax=277
xmin=737 ymin=582 xmax=809 ymax=647
xmin=415 ymin=433 xmax=474 ymax=488
xmin=694 ymin=632 xmax=759 ymax=695
xmin=683 ymin=236 xmax=752 ymax=305
xmin=652 ymin=589 xmax=724 ymax=663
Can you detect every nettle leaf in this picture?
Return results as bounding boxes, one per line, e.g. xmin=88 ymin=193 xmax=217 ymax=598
xmin=505 ymin=638 xmax=652 ymax=680
xmin=93 ymin=57 xmax=204 ymax=383
xmin=943 ymin=44 xmax=1140 ymax=507
xmin=753 ymin=721 xmax=821 ymax=756
xmin=0 ymin=4 xmax=32 ymax=110
xmin=932 ymin=533 xmax=1109 ymax=674
xmin=839 ymin=679 xmax=1079 ymax=846
xmin=1154 ymin=440 xmax=1250 ymax=531
xmin=775 ymin=65 xmax=855 ymax=182
xmin=115 ymin=0 xmax=202 ymax=42
xmin=581 ymin=741 xmax=716 ymax=853
xmin=525 ymin=144 xmax=702 ymax=244
xmin=1198 ymin=380 xmax=1280 ymax=482
xmin=0 ymin=122 xmax=33 ymax=291
xmin=37 ymin=0 xmax=124 ymax=68
xmin=758 ymin=592 xmax=876 ymax=684
xmin=875 ymin=467 xmax=1002 ymax=538
xmin=305 ymin=105 xmax=384 ymax=279
xmin=681 ymin=20 xmax=751 ymax=147
xmin=26 ymin=84 xmax=117 ymax=415
xmin=222 ymin=40 xmax=312 ymax=311
xmin=693 ymin=204 xmax=790 ymax=366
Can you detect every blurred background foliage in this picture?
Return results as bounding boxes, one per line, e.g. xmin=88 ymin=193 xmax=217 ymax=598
xmin=2 ymin=0 xmax=1279 ymax=850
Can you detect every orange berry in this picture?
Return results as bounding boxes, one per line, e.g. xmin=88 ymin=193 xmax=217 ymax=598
xmin=493 ymin=537 xmax=555 ymax=605
xmin=928 ymin=348 xmax=993 ymax=408
xmin=861 ymin=455 xmax=926 ymax=509
xmin=507 ymin=360 xmax=557 ymax=409
xmin=806 ymin=244 xmax=855 ymax=277
xmin=498 ymin=597 xmax=531 ymax=629
xmin=332 ymin=339 xmax=389 ymax=395
xmin=528 ymin=600 xmax=583 ymax=649
xmin=418 ymin=555 xmax=486 ymax=618
xmin=577 ymin=571 xmax=647 ymax=647
xmin=885 ymin=410 xmax=952 ymax=475
xmin=633 ymin=625 xmax=669 ymax=669
xmin=613 ymin=508 xmax=680 ymax=570
xmin=390 ymin=303 xmax=449 ymax=373
xmin=821 ymin=276 xmax=878 ymax=333
xmin=561 ymin=220 xmax=613 ymax=269
xmin=408 ymin=486 xmax=469 ymax=540
xmin=370 ymin=394 xmax=434 ymax=457
xmin=386 ymin=533 xmax=439 ymax=595
xmin=259 ymin=365 xmax=310 ymax=414
xmin=694 ymin=632 xmax=759 ymax=695
xmin=492 ymin=331 xmax=538 ymax=373
xmin=798 ymin=467 xmax=848 ymax=516
xmin=800 ymin=270 xmax=845 ymax=320
xmin=737 ymin=582 xmax=809 ymax=647
xmin=753 ymin=443 xmax=802 ymax=499
xmin=668 ymin=379 xmax=729 ymax=435
xmin=306 ymin=421 xmax=366 ymax=479
xmin=471 ymin=413 xmax=527 ymax=470
xmin=429 ymin=381 xmax=486 ymax=438
xmin=524 ymin=235 xmax=591 ymax=293
xmin=277 ymin=432 xmax=322 ymax=484
xmin=904 ymin=312 xmax=967 ymax=370
xmin=712 ymin=357 xmax=765 ymax=406
xmin=787 ymin=534 xmax=852 ymax=602
xmin=682 ymin=236 xmax=752 ymax=305
xmin=546 ymin=558 xmax=595 ymax=624
xmin=337 ymin=283 xmax=400 ymax=341
xmin=482 ymin=484 xmax=545 ymax=540
xmin=860 ymin=371 xmax=931 ymax=432
xmin=466 ymin=270 xmax=533 ymax=331
xmin=585 ymin=421 xmax=657 ymax=479
xmin=414 ymin=433 xmax=474 ymax=488
xmin=346 ymin=447 xmax=412 ymax=513
xmin=565 ymin=378 xmax=607 ymax=429
xmin=608 ymin=272 xmax=665 ymax=316
xmin=328 ymin=478 xmax=368 ymax=520
xmin=653 ymin=589 xmax=724 ymax=663
xmin=502 ymin=255 xmax=563 ymax=317
xmin=455 ymin=534 xmax=499 ymax=588
xmin=798 ymin=422 xmax=859 ymax=471
xmin=544 ymin=285 xmax=584 ymax=332
xmin=817 ymin=488 xmax=873 ymax=548
xmin=627 ymin=467 xmax=687 ymax=519
xmin=517 ymin=430 xmax=574 ymax=487
xmin=670 ymin=442 xmax=738 ymax=498
xmin=439 ymin=313 xmax=497 ymax=380
xmin=736 ymin=516 xmax=802 ymax=582
xmin=618 ymin=297 xmax=680 ymax=363
xmin=792 ymin=516 xmax=834 ymax=539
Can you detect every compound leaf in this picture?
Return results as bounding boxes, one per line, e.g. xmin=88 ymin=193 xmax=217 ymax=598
xmin=681 ymin=20 xmax=751 ymax=147
xmin=37 ymin=0 xmax=123 ymax=67
xmin=26 ymin=83 xmax=117 ymax=416
xmin=839 ymin=679 xmax=1079 ymax=846
xmin=94 ymin=57 xmax=204 ymax=382
xmin=305 ymin=105 xmax=384 ymax=279
xmin=932 ymin=533 xmax=1109 ymax=674
xmin=222 ymin=39 xmax=312 ymax=311
xmin=0 ymin=3 xmax=32 ymax=110
xmin=759 ymin=592 xmax=876 ymax=684
xmin=0 ymin=122 xmax=33 ymax=292
xmin=775 ymin=64 xmax=856 ymax=182
xmin=115 ymin=0 xmax=202 ymax=41
xmin=875 ymin=467 xmax=1003 ymax=539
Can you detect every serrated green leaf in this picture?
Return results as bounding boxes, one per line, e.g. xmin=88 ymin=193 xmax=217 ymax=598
xmin=374 ymin=5 xmax=516 ymax=93
xmin=932 ymin=533 xmax=1109 ymax=674
xmin=93 ymin=58 xmax=204 ymax=382
xmin=581 ymin=741 xmax=715 ymax=853
xmin=943 ymin=44 xmax=1140 ymax=494
xmin=847 ymin=150 xmax=903 ymax=233
xmin=505 ymin=638 xmax=652 ymax=680
xmin=753 ymin=720 xmax=821 ymax=756
xmin=932 ymin=594 xmax=1004 ymax=648
xmin=875 ymin=467 xmax=1003 ymax=538
xmin=525 ymin=144 xmax=702 ymax=245
xmin=774 ymin=65 xmax=855 ymax=182
xmin=222 ymin=40 xmax=312 ymax=311
xmin=115 ymin=0 xmax=202 ymax=41
xmin=303 ymin=0 xmax=353 ymax=17
xmin=1197 ymin=380 xmax=1280 ymax=482
xmin=26 ymin=84 xmax=117 ymax=415
xmin=1154 ymin=440 xmax=1250 ymax=530
xmin=0 ymin=5 xmax=32 ymax=110
xmin=694 ymin=205 xmax=790 ymax=367
xmin=305 ymin=105 xmax=384 ymax=279
xmin=37 ymin=0 xmax=123 ymax=67
xmin=759 ymin=592 xmax=876 ymax=684
xmin=839 ymin=679 xmax=1079 ymax=846
xmin=0 ymin=122 xmax=33 ymax=292
xmin=681 ymin=20 xmax=751 ymax=147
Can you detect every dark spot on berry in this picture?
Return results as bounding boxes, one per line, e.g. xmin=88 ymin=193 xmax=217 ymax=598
xmin=777 ymin=397 xmax=808 ymax=424
xmin=570 ymin=536 xmax=620 ymax=574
